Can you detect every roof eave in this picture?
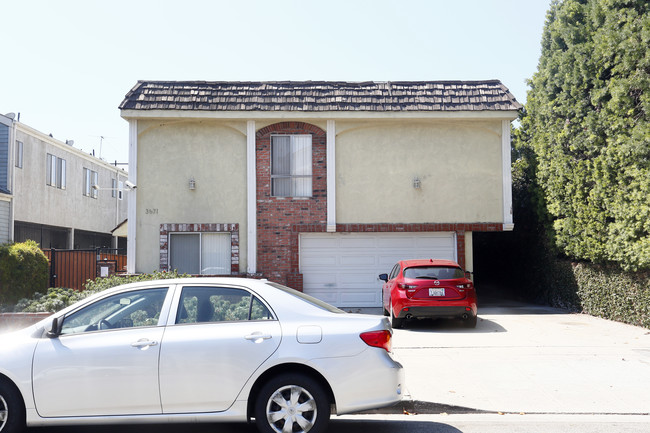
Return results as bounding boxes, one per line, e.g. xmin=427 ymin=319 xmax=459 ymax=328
xmin=120 ymin=109 xmax=520 ymax=122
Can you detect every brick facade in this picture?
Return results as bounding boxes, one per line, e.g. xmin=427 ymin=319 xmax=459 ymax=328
xmin=256 ymin=122 xmax=327 ymax=285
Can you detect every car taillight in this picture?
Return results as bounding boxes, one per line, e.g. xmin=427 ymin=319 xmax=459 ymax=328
xmin=360 ymin=330 xmax=392 ymax=352
xmin=398 ymin=283 xmax=417 ymax=289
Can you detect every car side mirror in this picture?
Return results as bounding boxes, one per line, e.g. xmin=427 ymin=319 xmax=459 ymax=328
xmin=378 ymin=273 xmax=388 ymax=282
xmin=46 ymin=316 xmax=63 ymax=338
xmin=465 ymin=271 xmax=473 ymax=280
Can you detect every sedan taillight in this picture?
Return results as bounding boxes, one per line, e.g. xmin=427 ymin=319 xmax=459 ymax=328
xmin=360 ymin=330 xmax=392 ymax=353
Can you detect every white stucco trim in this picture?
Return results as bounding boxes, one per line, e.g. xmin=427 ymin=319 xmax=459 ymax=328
xmin=121 ymin=110 xmax=519 ymax=122
xmin=127 ymin=120 xmax=138 ymax=274
xmin=502 ymin=119 xmax=514 ymax=231
xmin=247 ymin=120 xmax=257 ymax=273
xmin=326 ymin=120 xmax=336 ymax=232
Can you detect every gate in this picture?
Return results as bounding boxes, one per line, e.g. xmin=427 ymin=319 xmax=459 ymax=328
xmin=43 ymin=248 xmax=127 ymax=290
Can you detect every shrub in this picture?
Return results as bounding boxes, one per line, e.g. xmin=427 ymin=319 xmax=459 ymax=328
xmin=0 ymin=241 xmax=49 ymax=308
xmin=573 ymin=263 xmax=650 ymax=329
xmin=15 ymin=270 xmax=190 ymax=313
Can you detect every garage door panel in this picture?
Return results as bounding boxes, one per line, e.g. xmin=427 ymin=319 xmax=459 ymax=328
xmin=301 ymin=237 xmax=341 ymax=248
xmin=304 ymin=289 xmax=338 ymax=304
xmin=339 ymin=255 xmax=376 ymax=266
xmin=301 ymin=233 xmax=456 ymax=307
xmin=340 ymin=237 xmax=377 ymax=248
xmin=340 ymin=291 xmax=378 ymax=305
xmin=338 ymin=272 xmax=380 ymax=286
xmin=301 ymin=254 xmax=338 ymax=266
xmin=376 ymin=237 xmax=417 ymax=248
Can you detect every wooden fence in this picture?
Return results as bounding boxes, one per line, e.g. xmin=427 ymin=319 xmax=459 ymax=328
xmin=42 ymin=249 xmax=127 ymax=290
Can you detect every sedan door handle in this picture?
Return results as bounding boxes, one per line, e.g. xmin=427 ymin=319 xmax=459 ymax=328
xmin=244 ymin=333 xmax=272 ymax=343
xmin=131 ymin=339 xmax=158 ymax=348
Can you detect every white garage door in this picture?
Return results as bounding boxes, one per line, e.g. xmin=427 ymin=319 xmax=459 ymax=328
xmin=300 ymin=232 xmax=456 ymax=308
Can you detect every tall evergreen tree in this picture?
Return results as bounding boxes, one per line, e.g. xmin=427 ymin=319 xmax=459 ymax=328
xmin=521 ymin=0 xmax=650 ymax=270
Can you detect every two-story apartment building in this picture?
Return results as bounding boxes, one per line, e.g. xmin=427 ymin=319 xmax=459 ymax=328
xmin=0 ymin=112 xmax=128 ymax=249
xmin=119 ymin=80 xmax=521 ymax=307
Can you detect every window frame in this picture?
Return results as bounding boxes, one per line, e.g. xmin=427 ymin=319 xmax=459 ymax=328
xmin=169 ymin=232 xmax=232 ymax=275
xmin=270 ymin=134 xmax=313 ymax=197
xmin=174 ymin=285 xmax=275 ymax=325
xmin=59 ymin=287 xmax=170 ymax=335
xmin=83 ymin=167 xmax=98 ymax=198
xmin=15 ymin=140 xmax=23 ymax=169
xmin=46 ymin=153 xmax=66 ymax=189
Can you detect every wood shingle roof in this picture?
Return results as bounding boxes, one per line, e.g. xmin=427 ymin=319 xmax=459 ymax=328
xmin=119 ymin=80 xmax=522 ymax=112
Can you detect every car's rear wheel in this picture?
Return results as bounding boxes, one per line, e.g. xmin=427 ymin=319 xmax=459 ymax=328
xmin=0 ymin=378 xmax=25 ymax=433
xmin=389 ymin=301 xmax=403 ymax=329
xmin=254 ymin=373 xmax=330 ymax=433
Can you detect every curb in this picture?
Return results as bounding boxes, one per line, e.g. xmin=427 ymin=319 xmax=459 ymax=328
xmin=358 ymin=400 xmax=489 ymax=415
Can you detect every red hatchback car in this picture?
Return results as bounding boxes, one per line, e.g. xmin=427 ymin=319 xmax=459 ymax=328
xmin=379 ymin=259 xmax=478 ymax=328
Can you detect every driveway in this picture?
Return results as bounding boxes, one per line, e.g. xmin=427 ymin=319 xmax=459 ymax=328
xmin=390 ymin=298 xmax=650 ymax=415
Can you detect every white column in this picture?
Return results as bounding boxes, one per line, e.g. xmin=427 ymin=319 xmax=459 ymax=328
xmin=502 ymin=119 xmax=514 ymax=231
xmin=247 ymin=120 xmax=257 ymax=274
xmin=126 ymin=120 xmax=138 ymax=274
xmin=326 ymin=120 xmax=336 ymax=232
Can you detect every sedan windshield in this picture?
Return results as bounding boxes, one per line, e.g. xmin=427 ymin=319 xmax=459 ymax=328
xmin=404 ymin=266 xmax=464 ymax=280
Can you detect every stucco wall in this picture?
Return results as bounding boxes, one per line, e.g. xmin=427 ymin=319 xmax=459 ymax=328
xmin=135 ymin=120 xmax=248 ymax=273
xmin=12 ymin=127 xmax=128 ymax=234
xmin=335 ymin=120 xmax=504 ymax=223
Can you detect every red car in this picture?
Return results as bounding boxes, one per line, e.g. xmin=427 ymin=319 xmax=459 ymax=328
xmin=379 ymin=259 xmax=477 ymax=328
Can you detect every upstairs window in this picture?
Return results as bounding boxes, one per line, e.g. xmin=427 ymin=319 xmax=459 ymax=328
xmin=46 ymin=154 xmax=66 ymax=189
xmin=15 ymin=141 xmax=23 ymax=168
xmin=271 ymin=134 xmax=312 ymax=197
xmin=83 ymin=168 xmax=98 ymax=198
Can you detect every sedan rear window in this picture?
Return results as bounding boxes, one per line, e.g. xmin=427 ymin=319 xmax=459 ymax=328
xmin=268 ymin=282 xmax=345 ymax=314
xmin=404 ymin=266 xmax=464 ymax=280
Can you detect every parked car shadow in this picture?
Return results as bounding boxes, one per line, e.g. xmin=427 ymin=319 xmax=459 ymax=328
xmin=398 ymin=316 xmax=507 ymax=334
xmin=28 ymin=418 xmax=463 ymax=433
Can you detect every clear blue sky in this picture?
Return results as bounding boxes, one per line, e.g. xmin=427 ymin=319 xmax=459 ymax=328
xmin=1 ymin=0 xmax=551 ymax=165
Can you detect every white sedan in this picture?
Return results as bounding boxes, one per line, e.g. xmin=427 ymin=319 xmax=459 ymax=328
xmin=0 ymin=278 xmax=403 ymax=433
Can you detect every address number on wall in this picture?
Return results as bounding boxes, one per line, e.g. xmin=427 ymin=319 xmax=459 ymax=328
xmin=145 ymin=208 xmax=159 ymax=215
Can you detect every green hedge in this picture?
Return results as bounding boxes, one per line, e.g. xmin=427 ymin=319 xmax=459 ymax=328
xmin=516 ymin=255 xmax=649 ymax=329
xmin=0 ymin=241 xmax=49 ymax=308
xmin=572 ymin=263 xmax=650 ymax=329
xmin=16 ymin=270 xmax=189 ymax=313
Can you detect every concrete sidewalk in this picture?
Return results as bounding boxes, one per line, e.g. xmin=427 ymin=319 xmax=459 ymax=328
xmin=385 ymin=301 xmax=650 ymax=415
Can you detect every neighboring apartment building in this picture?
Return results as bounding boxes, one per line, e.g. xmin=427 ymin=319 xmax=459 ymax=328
xmin=0 ymin=112 xmax=128 ymax=249
xmin=119 ymin=80 xmax=521 ymax=307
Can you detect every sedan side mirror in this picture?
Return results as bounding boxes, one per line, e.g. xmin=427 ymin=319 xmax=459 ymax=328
xmin=378 ymin=273 xmax=388 ymax=282
xmin=46 ymin=316 xmax=64 ymax=338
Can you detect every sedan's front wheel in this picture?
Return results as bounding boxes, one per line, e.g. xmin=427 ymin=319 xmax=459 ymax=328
xmin=254 ymin=373 xmax=330 ymax=433
xmin=0 ymin=379 xmax=25 ymax=433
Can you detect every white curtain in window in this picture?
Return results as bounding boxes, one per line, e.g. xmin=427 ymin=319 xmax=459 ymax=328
xmin=170 ymin=234 xmax=200 ymax=274
xmin=201 ymin=233 xmax=231 ymax=275
xmin=58 ymin=158 xmax=66 ymax=190
xmin=271 ymin=135 xmax=312 ymax=197
xmin=291 ymin=135 xmax=312 ymax=196
xmin=272 ymin=135 xmax=291 ymax=196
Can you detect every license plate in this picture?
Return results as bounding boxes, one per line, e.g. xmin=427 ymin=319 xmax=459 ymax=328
xmin=429 ymin=288 xmax=445 ymax=297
